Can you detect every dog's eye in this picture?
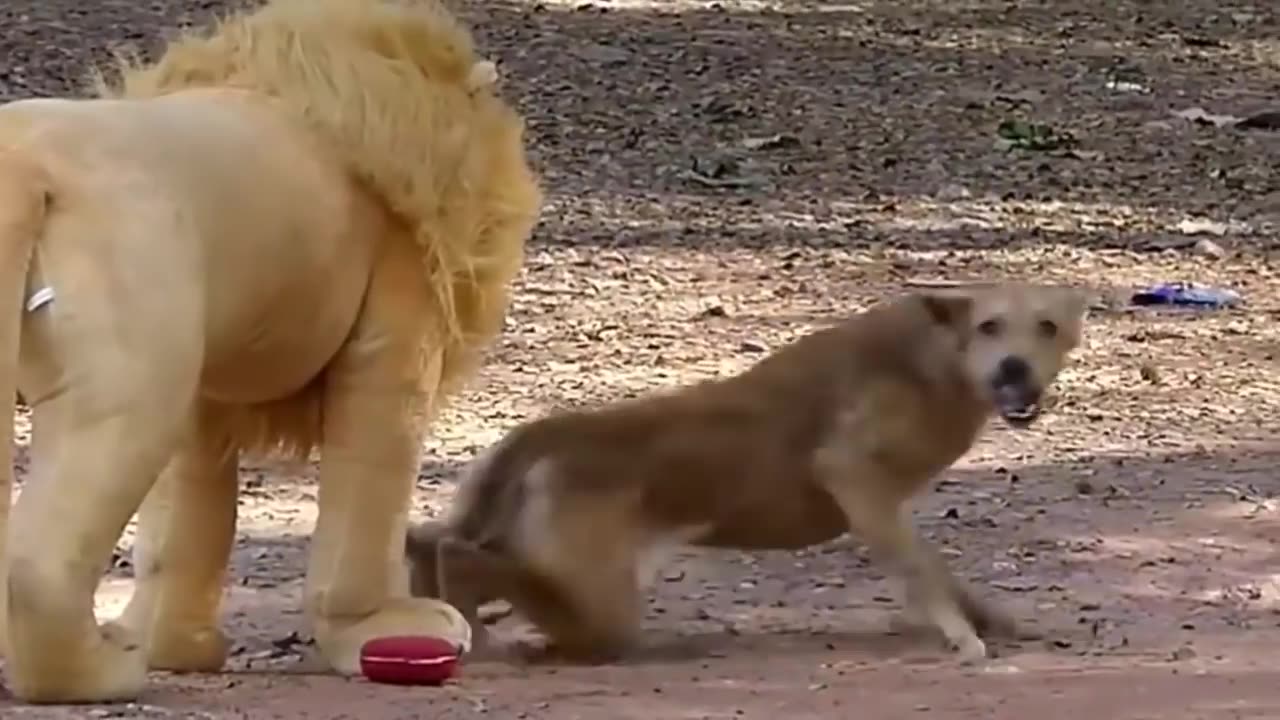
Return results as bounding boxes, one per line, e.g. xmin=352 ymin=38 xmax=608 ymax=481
xmin=1037 ymin=319 xmax=1059 ymax=338
xmin=976 ymin=318 xmax=1002 ymax=336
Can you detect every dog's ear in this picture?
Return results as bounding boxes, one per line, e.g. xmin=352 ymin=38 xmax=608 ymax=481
xmin=917 ymin=291 xmax=973 ymax=329
xmin=1062 ymin=287 xmax=1090 ymax=321
xmin=1053 ymin=287 xmax=1091 ymax=345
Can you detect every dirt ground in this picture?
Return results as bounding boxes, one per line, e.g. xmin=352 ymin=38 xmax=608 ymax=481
xmin=3 ymin=0 xmax=1280 ymax=717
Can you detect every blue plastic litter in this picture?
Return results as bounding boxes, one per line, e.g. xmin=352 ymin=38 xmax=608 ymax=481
xmin=1130 ymin=282 xmax=1241 ymax=309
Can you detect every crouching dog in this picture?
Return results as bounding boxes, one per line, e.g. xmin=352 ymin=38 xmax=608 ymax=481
xmin=406 ymin=283 xmax=1089 ymax=664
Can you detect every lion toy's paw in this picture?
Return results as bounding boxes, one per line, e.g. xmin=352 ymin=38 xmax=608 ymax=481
xmin=104 ymin=618 xmax=230 ymax=673
xmin=6 ymin=623 xmax=148 ymax=704
xmin=312 ymin=597 xmax=472 ymax=675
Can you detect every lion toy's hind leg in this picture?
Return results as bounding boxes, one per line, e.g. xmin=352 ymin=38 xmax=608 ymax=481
xmin=1 ymin=193 xmax=206 ymax=703
xmin=110 ymin=412 xmax=240 ymax=674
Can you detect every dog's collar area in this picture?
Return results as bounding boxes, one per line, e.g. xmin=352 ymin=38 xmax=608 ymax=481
xmin=26 ymin=286 xmax=55 ymax=312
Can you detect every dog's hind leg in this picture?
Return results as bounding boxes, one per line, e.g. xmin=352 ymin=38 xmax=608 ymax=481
xmin=512 ymin=478 xmax=645 ymax=663
xmin=406 ymin=521 xmax=640 ymax=663
xmin=512 ymin=561 xmax=643 ymax=664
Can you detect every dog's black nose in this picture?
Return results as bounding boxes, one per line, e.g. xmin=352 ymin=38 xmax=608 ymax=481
xmin=993 ymin=356 xmax=1030 ymax=387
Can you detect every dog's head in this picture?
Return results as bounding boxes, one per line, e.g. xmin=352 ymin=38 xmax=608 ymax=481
xmin=918 ymin=283 xmax=1088 ymax=428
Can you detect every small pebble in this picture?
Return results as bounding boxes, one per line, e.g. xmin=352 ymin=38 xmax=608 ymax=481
xmin=1170 ymin=645 xmax=1197 ymax=661
xmin=1193 ymin=238 xmax=1226 ymax=259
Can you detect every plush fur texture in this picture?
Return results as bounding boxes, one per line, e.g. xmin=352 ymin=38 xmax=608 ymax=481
xmin=101 ymin=0 xmax=541 ymax=458
xmin=0 ymin=0 xmax=540 ymax=704
xmin=405 ymin=284 xmax=1089 ymax=664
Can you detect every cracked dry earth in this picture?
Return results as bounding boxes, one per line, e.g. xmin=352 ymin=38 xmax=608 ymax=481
xmin=3 ymin=0 xmax=1280 ymax=717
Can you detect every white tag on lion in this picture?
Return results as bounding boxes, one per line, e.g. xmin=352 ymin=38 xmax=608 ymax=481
xmin=26 ymin=286 xmax=55 ymax=312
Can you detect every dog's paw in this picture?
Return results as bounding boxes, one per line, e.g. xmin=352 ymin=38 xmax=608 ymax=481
xmin=950 ymin=635 xmax=990 ymax=665
xmin=959 ymin=593 xmax=1030 ymax=640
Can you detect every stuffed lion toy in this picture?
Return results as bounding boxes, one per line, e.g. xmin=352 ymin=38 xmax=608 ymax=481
xmin=0 ymin=0 xmax=541 ymax=704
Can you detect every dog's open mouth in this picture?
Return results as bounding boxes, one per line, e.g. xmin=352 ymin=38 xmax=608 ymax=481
xmin=999 ymin=402 xmax=1040 ymax=428
xmin=994 ymin=387 xmax=1042 ymax=428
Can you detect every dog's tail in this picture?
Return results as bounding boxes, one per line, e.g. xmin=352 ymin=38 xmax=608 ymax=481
xmin=0 ymin=149 xmax=49 ymax=649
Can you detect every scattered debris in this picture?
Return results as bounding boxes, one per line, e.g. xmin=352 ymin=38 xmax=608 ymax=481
xmin=269 ymin=631 xmax=312 ymax=656
xmin=699 ymin=303 xmax=728 ymax=319
xmin=1192 ymin=238 xmax=1226 ymax=259
xmin=575 ymin=41 xmax=631 ymax=67
xmin=1235 ymin=110 xmax=1280 ymax=131
xmin=1170 ymin=645 xmax=1198 ymax=662
xmin=1104 ymin=63 xmax=1151 ymax=94
xmin=1139 ymin=363 xmax=1162 ymax=384
xmin=742 ymin=133 xmax=801 ymax=151
xmin=682 ymin=151 xmax=770 ymax=189
xmin=995 ymin=119 xmax=1076 ymax=151
xmin=991 ymin=578 xmax=1041 ymax=593
xmin=1176 ymin=218 xmax=1229 ymax=237
xmin=1180 ymin=34 xmax=1225 ymax=49
xmin=1105 ymin=78 xmax=1149 ymax=94
xmin=1130 ymin=282 xmax=1241 ymax=309
xmin=1173 ymin=107 xmax=1280 ymax=131
xmin=1172 ymin=107 xmax=1244 ymax=128
xmin=935 ymin=182 xmax=973 ymax=201
xmin=86 ymin=705 xmax=217 ymax=719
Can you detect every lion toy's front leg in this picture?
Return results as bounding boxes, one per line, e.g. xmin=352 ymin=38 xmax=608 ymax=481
xmin=302 ymin=244 xmax=473 ymax=672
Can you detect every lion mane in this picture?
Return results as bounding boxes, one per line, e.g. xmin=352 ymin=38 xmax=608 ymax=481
xmin=98 ymin=0 xmax=542 ymax=457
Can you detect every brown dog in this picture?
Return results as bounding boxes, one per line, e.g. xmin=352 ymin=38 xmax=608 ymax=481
xmin=406 ymin=283 xmax=1089 ymax=663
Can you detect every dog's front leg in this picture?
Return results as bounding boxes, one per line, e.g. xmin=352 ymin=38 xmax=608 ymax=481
xmin=817 ymin=468 xmax=987 ymax=662
xmin=895 ymin=570 xmax=1027 ymax=642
